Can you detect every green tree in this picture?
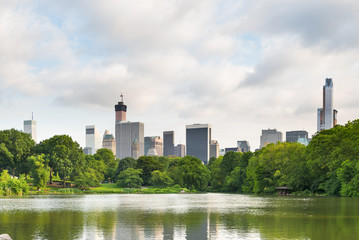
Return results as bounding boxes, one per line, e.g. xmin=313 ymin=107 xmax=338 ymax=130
xmin=149 ymin=170 xmax=174 ymax=187
xmin=34 ymin=135 xmax=85 ymax=186
xmin=116 ymin=168 xmax=143 ymax=188
xmin=136 ymin=156 xmax=164 ymax=185
xmin=0 ymin=129 xmax=35 ymax=176
xmin=172 ymin=156 xmax=210 ymax=190
xmin=116 ymin=157 xmax=136 ymax=175
xmin=28 ymin=155 xmax=50 ymax=190
xmin=94 ymin=148 xmax=118 ymax=182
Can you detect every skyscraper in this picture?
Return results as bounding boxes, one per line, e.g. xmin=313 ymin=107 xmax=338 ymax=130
xmin=174 ymin=144 xmax=186 ymax=158
xmin=24 ymin=114 xmax=37 ymax=142
xmin=186 ymin=124 xmax=211 ymax=164
xmin=144 ymin=136 xmax=163 ymax=156
xmin=115 ymin=95 xmax=144 ymax=159
xmin=317 ymin=78 xmax=338 ymax=132
xmin=163 ymin=131 xmax=175 ymax=156
xmin=286 ymin=130 xmax=308 ymax=143
xmin=237 ymin=141 xmax=250 ymax=152
xmin=210 ymin=140 xmax=219 ymax=158
xmin=260 ymin=129 xmax=282 ymax=148
xmin=85 ymin=125 xmax=101 ymax=155
xmin=102 ymin=129 xmax=116 ymax=155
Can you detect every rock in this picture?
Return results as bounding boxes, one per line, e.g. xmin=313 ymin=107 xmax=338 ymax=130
xmin=0 ymin=234 xmax=12 ymax=240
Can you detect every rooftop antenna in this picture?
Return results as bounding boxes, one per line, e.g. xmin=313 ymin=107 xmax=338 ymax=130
xmin=120 ymin=93 xmax=124 ymax=102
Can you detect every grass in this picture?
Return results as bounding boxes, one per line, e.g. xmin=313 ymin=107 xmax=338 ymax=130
xmin=89 ymin=183 xmax=191 ymax=194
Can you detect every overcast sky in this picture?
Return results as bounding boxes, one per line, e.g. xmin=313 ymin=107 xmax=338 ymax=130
xmin=1 ymin=0 xmax=359 ymax=150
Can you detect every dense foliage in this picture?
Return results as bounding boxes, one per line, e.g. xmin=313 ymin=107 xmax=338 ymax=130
xmin=0 ymin=119 xmax=359 ymax=196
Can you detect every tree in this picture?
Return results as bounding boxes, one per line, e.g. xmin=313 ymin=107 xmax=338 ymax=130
xmin=136 ymin=156 xmax=164 ymax=185
xmin=149 ymin=170 xmax=174 ymax=187
xmin=172 ymin=156 xmax=210 ymax=190
xmin=0 ymin=129 xmax=35 ymax=176
xmin=74 ymin=168 xmax=101 ymax=190
xmin=34 ymin=135 xmax=85 ymax=186
xmin=94 ymin=149 xmax=118 ymax=182
xmin=116 ymin=168 xmax=143 ymax=188
xmin=28 ymin=155 xmax=50 ymax=190
xmin=116 ymin=157 xmax=136 ymax=175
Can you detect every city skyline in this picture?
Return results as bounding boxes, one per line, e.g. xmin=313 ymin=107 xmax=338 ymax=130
xmin=1 ymin=1 xmax=359 ymax=149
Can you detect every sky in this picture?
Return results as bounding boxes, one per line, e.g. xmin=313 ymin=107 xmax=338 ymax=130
xmin=1 ymin=0 xmax=359 ymax=150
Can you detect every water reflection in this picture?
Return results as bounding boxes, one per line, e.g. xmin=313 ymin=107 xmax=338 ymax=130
xmin=1 ymin=194 xmax=359 ymax=240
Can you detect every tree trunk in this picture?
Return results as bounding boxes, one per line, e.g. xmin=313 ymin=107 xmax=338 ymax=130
xmin=49 ymin=168 xmax=53 ymax=184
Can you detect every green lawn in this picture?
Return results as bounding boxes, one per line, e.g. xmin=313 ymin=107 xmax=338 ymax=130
xmin=90 ymin=183 xmax=190 ymax=194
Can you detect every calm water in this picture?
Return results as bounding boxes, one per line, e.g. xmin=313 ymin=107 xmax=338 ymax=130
xmin=1 ymin=193 xmax=359 ymax=240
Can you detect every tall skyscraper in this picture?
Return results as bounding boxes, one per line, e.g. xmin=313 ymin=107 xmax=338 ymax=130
xmin=115 ymin=95 xmax=144 ymax=159
xmin=210 ymin=140 xmax=219 ymax=158
xmin=102 ymin=129 xmax=116 ymax=155
xmin=163 ymin=131 xmax=175 ymax=156
xmin=260 ymin=129 xmax=282 ymax=148
xmin=85 ymin=125 xmax=101 ymax=155
xmin=286 ymin=130 xmax=308 ymax=143
xmin=174 ymin=144 xmax=186 ymax=158
xmin=237 ymin=141 xmax=250 ymax=152
xmin=24 ymin=114 xmax=37 ymax=142
xmin=186 ymin=124 xmax=211 ymax=164
xmin=317 ymin=78 xmax=338 ymax=132
xmin=144 ymin=136 xmax=163 ymax=156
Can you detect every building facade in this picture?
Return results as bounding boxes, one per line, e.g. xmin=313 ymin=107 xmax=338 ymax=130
xmin=85 ymin=125 xmax=101 ymax=155
xmin=24 ymin=119 xmax=37 ymax=142
xmin=102 ymin=129 xmax=116 ymax=155
xmin=115 ymin=96 xmax=144 ymax=159
xmin=186 ymin=124 xmax=211 ymax=164
xmin=260 ymin=129 xmax=283 ymax=148
xmin=317 ymin=78 xmax=338 ymax=132
xmin=286 ymin=130 xmax=308 ymax=143
xmin=163 ymin=131 xmax=175 ymax=157
xmin=225 ymin=147 xmax=241 ymax=154
xmin=237 ymin=141 xmax=250 ymax=152
xmin=144 ymin=136 xmax=163 ymax=156
xmin=210 ymin=140 xmax=219 ymax=158
xmin=174 ymin=144 xmax=186 ymax=158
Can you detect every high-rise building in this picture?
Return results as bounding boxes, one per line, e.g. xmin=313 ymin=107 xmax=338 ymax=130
xmin=163 ymin=131 xmax=174 ymax=156
xmin=24 ymin=114 xmax=37 ymax=142
xmin=225 ymin=147 xmax=241 ymax=154
xmin=286 ymin=130 xmax=308 ymax=143
xmin=237 ymin=141 xmax=250 ymax=152
xmin=85 ymin=125 xmax=101 ymax=155
xmin=186 ymin=124 xmax=211 ymax=164
xmin=174 ymin=144 xmax=186 ymax=158
xmin=102 ymin=129 xmax=116 ymax=155
xmin=144 ymin=136 xmax=163 ymax=156
xmin=260 ymin=129 xmax=282 ymax=148
xmin=210 ymin=140 xmax=219 ymax=158
xmin=115 ymin=95 xmax=144 ymax=159
xmin=317 ymin=78 xmax=338 ymax=132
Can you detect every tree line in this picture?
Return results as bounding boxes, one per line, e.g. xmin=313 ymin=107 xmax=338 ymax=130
xmin=1 ymin=119 xmax=359 ymax=196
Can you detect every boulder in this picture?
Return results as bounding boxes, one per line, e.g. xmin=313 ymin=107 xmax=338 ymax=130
xmin=0 ymin=234 xmax=12 ymax=240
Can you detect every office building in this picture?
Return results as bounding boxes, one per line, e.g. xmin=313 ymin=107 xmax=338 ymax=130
xmin=174 ymin=144 xmax=186 ymax=158
xmin=260 ymin=129 xmax=282 ymax=148
xmin=237 ymin=141 xmax=250 ymax=152
xmin=24 ymin=115 xmax=37 ymax=142
xmin=163 ymin=131 xmax=175 ymax=156
xmin=144 ymin=136 xmax=163 ymax=156
xmin=225 ymin=147 xmax=241 ymax=154
xmin=210 ymin=140 xmax=219 ymax=158
xmin=102 ymin=129 xmax=116 ymax=155
xmin=186 ymin=124 xmax=211 ymax=164
xmin=115 ymin=95 xmax=144 ymax=159
xmin=286 ymin=130 xmax=308 ymax=143
xmin=317 ymin=78 xmax=338 ymax=132
xmin=85 ymin=125 xmax=101 ymax=155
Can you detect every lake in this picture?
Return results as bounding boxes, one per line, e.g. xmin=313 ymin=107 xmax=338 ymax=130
xmin=1 ymin=193 xmax=359 ymax=239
